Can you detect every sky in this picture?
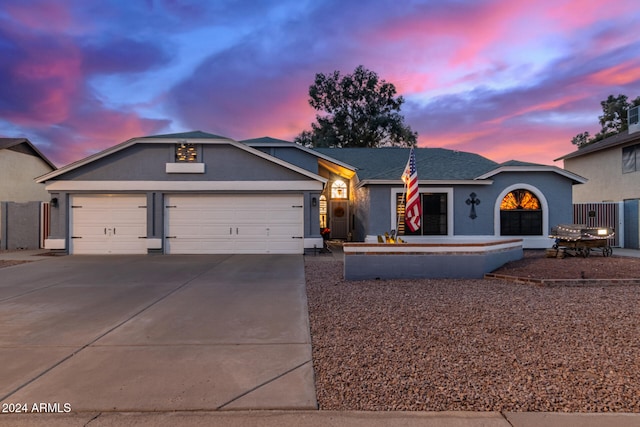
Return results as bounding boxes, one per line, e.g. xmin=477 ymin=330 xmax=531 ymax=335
xmin=1 ymin=0 xmax=639 ymax=168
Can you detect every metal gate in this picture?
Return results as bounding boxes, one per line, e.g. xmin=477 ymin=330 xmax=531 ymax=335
xmin=573 ymin=202 xmax=623 ymax=247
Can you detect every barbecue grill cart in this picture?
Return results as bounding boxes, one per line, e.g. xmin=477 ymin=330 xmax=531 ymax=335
xmin=549 ymin=224 xmax=614 ymax=257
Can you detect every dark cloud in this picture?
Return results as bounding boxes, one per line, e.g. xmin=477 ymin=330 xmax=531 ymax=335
xmin=1 ymin=0 xmax=639 ymax=166
xmin=81 ymin=38 xmax=170 ymax=75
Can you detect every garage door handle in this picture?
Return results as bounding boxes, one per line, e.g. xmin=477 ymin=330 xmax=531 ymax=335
xmin=166 ymin=236 xmax=177 ymax=239
xmin=292 ymin=236 xmax=303 ymax=239
xmin=138 ymin=236 xmax=147 ymax=239
xmin=71 ymin=236 xmax=82 ymax=239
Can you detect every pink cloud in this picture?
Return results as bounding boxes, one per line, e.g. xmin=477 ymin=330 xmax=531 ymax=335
xmin=43 ymin=108 xmax=170 ymax=166
xmin=586 ymin=60 xmax=640 ymax=86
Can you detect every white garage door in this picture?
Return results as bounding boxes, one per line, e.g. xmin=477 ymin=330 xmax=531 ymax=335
xmin=165 ymin=194 xmax=304 ymax=254
xmin=70 ymin=194 xmax=147 ymax=254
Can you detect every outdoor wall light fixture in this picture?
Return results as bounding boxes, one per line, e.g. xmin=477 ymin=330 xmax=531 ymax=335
xmin=50 ymin=197 xmax=58 ymax=208
xmin=312 ymin=197 xmax=317 ymax=207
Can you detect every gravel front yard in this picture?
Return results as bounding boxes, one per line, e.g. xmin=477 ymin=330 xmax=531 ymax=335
xmin=305 ymin=251 xmax=640 ymax=412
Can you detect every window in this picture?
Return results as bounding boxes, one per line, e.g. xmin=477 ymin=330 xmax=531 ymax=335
xmin=396 ymin=192 xmax=447 ymax=235
xmin=622 ymin=144 xmax=640 ymax=173
xmin=630 ymin=105 xmax=639 ymax=126
xmin=319 ymin=195 xmax=327 ymax=228
xmin=331 ymin=180 xmax=347 ymax=199
xmin=176 ymin=143 xmax=197 ymax=162
xmin=500 ymin=189 xmax=542 ymax=235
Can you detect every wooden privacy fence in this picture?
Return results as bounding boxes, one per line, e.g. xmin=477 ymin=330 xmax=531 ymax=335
xmin=573 ymin=202 xmax=622 ymax=247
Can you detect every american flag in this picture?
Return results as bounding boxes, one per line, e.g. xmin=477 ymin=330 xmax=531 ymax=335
xmin=401 ymin=148 xmax=421 ymax=232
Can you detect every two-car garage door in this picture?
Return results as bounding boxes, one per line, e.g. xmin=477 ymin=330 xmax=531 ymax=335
xmin=164 ymin=194 xmax=304 ymax=254
xmin=69 ymin=194 xmax=304 ymax=254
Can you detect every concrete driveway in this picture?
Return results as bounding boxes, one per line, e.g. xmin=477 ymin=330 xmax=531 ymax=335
xmin=0 ymin=254 xmax=316 ymax=412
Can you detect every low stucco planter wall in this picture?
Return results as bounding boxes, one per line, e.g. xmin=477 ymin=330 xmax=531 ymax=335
xmin=343 ymin=237 xmax=523 ymax=280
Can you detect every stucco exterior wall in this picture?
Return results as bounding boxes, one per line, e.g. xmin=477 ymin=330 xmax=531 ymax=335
xmin=564 ymin=146 xmax=640 ymax=203
xmin=253 ymin=146 xmax=320 ymax=174
xmin=0 ymin=149 xmax=51 ymax=202
xmin=356 ymin=171 xmax=575 ymax=247
xmin=58 ymin=144 xmax=308 ymax=182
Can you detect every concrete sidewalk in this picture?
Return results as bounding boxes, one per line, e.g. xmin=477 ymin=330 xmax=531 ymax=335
xmin=1 ymin=410 xmax=639 ymax=426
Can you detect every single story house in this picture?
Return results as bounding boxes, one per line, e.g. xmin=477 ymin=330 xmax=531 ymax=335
xmin=36 ymin=131 xmax=586 ymax=254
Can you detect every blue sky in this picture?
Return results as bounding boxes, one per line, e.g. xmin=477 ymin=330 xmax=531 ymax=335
xmin=1 ymin=0 xmax=639 ymax=166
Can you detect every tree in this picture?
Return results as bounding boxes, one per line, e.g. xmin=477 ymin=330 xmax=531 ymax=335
xmin=572 ymin=94 xmax=640 ymax=148
xmin=571 ymin=131 xmax=591 ymax=148
xmin=295 ymin=65 xmax=417 ymax=148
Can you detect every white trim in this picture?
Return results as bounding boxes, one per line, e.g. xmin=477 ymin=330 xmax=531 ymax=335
xmin=360 ymin=179 xmax=492 ymax=187
xmin=305 ymin=237 xmax=324 ymax=250
xmin=476 ymin=165 xmax=587 ymax=183
xmin=44 ymin=180 xmax=325 ymax=191
xmin=44 ymin=238 xmax=66 ymax=250
xmin=147 ymin=238 xmax=162 ymax=250
xmin=345 ymin=239 xmax=522 ymax=254
xmin=493 ymin=183 xmax=549 ymax=248
xmin=390 ymin=187 xmax=454 ymax=236
xmin=165 ymin=163 xmax=205 ymax=173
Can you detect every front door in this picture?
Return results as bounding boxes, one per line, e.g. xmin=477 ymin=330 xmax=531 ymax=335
xmin=329 ymin=200 xmax=348 ymax=239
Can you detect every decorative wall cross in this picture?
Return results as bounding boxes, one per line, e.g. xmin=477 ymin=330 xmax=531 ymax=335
xmin=466 ymin=192 xmax=480 ymax=219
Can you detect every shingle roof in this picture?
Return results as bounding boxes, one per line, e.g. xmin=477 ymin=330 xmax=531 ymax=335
xmin=314 ymin=147 xmax=499 ymax=180
xmin=555 ymin=130 xmax=640 ymax=161
xmin=142 ymin=130 xmax=231 ymax=140
xmin=500 ymin=159 xmax=547 ymax=167
xmin=241 ymin=136 xmax=293 ymax=145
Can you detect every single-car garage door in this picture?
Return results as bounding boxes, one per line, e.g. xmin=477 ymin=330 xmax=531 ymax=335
xmin=70 ymin=194 xmax=147 ymax=254
xmin=165 ymin=194 xmax=304 ymax=254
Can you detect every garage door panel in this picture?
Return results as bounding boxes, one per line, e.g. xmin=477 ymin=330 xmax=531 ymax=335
xmin=70 ymin=195 xmax=147 ymax=255
xmin=165 ymin=194 xmax=303 ymax=254
xmin=166 ymin=239 xmax=231 ymax=254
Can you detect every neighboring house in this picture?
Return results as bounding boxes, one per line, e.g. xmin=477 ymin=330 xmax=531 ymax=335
xmin=555 ymin=108 xmax=640 ymax=248
xmin=36 ymin=131 xmax=585 ymax=254
xmin=0 ymin=138 xmax=56 ymax=248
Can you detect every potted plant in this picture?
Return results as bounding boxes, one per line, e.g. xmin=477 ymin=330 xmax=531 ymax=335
xmin=321 ymin=227 xmax=331 ymax=240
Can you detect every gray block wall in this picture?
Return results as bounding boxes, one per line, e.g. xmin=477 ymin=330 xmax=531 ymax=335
xmin=0 ymin=201 xmax=41 ymax=250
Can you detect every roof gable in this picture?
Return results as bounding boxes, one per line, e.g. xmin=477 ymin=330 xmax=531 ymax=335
xmin=555 ymin=130 xmax=640 ymax=161
xmin=476 ymin=164 xmax=587 ymax=184
xmin=36 ymin=131 xmax=325 ymax=184
xmin=0 ymin=137 xmax=56 ymax=170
